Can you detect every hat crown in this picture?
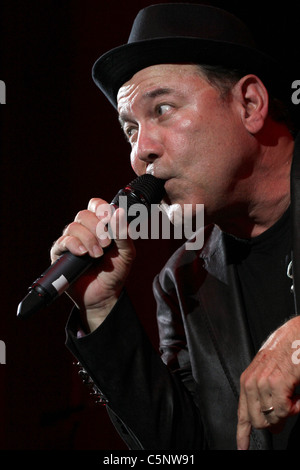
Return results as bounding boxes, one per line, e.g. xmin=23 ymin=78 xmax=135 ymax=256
xmin=92 ymin=3 xmax=284 ymax=109
xmin=128 ymin=3 xmax=256 ymax=48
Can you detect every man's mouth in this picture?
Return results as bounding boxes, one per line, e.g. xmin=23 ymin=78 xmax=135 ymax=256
xmin=144 ymin=165 xmax=174 ymax=204
xmin=146 ymin=164 xmax=155 ymax=176
xmin=146 ymin=164 xmax=171 ymax=183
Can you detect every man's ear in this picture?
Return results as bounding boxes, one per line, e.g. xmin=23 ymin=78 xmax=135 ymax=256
xmin=233 ymin=75 xmax=269 ymax=134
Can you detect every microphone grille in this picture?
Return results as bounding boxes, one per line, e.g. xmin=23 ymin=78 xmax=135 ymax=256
xmin=127 ymin=174 xmax=166 ymax=205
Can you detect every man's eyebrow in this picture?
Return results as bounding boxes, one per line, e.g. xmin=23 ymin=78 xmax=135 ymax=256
xmin=118 ymin=113 xmax=132 ymax=129
xmin=143 ymin=87 xmax=176 ymax=100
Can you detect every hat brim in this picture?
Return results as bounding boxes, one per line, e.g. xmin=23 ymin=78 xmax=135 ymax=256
xmin=92 ymin=37 xmax=283 ymax=109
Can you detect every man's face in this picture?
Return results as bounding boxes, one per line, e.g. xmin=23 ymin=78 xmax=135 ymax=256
xmin=117 ymin=64 xmax=255 ymax=222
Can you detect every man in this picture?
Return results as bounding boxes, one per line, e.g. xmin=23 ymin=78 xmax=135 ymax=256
xmin=51 ymin=4 xmax=300 ymax=449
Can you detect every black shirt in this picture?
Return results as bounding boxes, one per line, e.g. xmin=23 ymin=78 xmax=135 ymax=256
xmin=224 ymin=208 xmax=299 ymax=449
xmin=225 ymin=208 xmax=294 ymax=353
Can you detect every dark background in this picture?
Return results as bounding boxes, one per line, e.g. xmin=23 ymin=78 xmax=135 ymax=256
xmin=0 ymin=0 xmax=299 ymax=451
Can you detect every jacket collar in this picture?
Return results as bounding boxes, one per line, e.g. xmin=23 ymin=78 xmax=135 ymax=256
xmin=290 ymin=132 xmax=300 ymax=313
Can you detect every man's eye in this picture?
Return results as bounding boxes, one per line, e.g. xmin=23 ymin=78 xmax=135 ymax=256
xmin=157 ymin=104 xmax=172 ymax=115
xmin=125 ymin=126 xmax=137 ymax=140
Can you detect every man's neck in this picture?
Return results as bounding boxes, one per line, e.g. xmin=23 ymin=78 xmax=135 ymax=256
xmin=215 ymin=126 xmax=294 ymax=239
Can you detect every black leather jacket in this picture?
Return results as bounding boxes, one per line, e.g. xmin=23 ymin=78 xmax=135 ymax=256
xmin=66 ymin=134 xmax=300 ymax=450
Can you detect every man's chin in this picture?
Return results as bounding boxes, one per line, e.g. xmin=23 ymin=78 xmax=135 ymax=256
xmin=159 ymin=200 xmax=204 ymax=226
xmin=159 ymin=201 xmax=184 ymax=226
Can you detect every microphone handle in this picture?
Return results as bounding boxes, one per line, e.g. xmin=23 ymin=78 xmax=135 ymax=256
xmin=31 ymin=251 xmax=97 ymax=304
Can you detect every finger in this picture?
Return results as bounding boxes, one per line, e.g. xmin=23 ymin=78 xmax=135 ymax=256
xmin=71 ymin=205 xmax=115 ymax=252
xmin=256 ymin=375 xmax=277 ymax=424
xmin=240 ymin=374 xmax=265 ymax=428
xmin=95 ymin=203 xmax=115 ymax=248
xmin=50 ymin=234 xmax=88 ymax=262
xmin=95 ymin=202 xmax=113 ymax=224
xmin=88 ymin=197 xmax=110 ymax=214
xmin=290 ymin=395 xmax=300 ymax=415
xmin=271 ymin=388 xmax=300 ymax=419
xmin=55 ymin=221 xmax=104 ymax=260
xmin=263 ymin=367 xmax=297 ymax=419
xmin=237 ymin=391 xmax=252 ymax=450
xmin=110 ymin=208 xmax=136 ymax=260
xmin=74 ymin=208 xmax=109 ymax=235
xmin=95 ymin=206 xmax=124 ymax=245
xmin=237 ymin=369 xmax=272 ymax=449
xmin=95 ymin=218 xmax=113 ymax=248
xmin=85 ymin=200 xmax=116 ymax=249
xmin=242 ymin=358 xmax=280 ymax=427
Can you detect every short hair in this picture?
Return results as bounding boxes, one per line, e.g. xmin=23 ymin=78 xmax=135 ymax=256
xmin=195 ymin=64 xmax=296 ymax=134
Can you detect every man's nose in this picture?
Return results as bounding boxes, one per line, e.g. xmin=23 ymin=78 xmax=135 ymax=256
xmin=135 ymin=124 xmax=164 ymax=164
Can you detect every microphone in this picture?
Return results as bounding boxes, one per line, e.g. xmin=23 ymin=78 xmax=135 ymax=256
xmin=17 ymin=174 xmax=166 ymax=318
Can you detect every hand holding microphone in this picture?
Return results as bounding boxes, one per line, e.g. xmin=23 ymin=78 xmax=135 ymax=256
xmin=17 ymin=175 xmax=166 ymax=331
xmin=51 ymin=196 xmax=136 ymax=332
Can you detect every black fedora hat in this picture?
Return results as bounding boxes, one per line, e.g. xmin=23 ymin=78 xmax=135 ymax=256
xmin=92 ymin=3 xmax=282 ymax=109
